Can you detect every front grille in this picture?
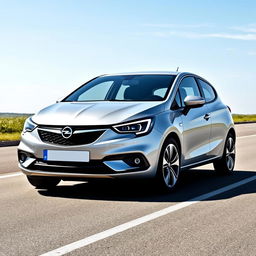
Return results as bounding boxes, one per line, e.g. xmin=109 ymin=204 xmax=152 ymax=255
xmin=38 ymin=127 xmax=106 ymax=146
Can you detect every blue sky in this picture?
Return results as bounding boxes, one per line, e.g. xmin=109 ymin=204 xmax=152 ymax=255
xmin=1 ymin=0 xmax=256 ymax=113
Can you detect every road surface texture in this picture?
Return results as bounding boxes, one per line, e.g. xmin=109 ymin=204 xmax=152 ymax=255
xmin=0 ymin=123 xmax=255 ymax=256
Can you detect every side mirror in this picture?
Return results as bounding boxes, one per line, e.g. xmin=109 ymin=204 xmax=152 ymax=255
xmin=184 ymin=95 xmax=205 ymax=108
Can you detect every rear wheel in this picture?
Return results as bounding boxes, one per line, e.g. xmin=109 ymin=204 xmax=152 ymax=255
xmin=156 ymin=138 xmax=181 ymax=192
xmin=213 ymin=133 xmax=236 ymax=174
xmin=27 ymin=176 xmax=61 ymax=189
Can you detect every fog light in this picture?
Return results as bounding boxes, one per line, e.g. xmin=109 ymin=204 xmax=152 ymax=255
xmin=134 ymin=158 xmax=141 ymax=165
xmin=19 ymin=153 xmax=27 ymax=163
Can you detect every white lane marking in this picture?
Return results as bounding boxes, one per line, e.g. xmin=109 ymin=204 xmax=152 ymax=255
xmin=40 ymin=175 xmax=256 ymax=256
xmin=237 ymin=134 xmax=256 ymax=139
xmin=0 ymin=172 xmax=23 ymax=179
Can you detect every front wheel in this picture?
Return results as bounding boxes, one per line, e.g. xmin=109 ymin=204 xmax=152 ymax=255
xmin=27 ymin=176 xmax=61 ymax=189
xmin=213 ymin=133 xmax=236 ymax=174
xmin=156 ymin=138 xmax=181 ymax=192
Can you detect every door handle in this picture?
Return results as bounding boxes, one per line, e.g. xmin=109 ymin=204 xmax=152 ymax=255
xmin=204 ymin=113 xmax=211 ymax=121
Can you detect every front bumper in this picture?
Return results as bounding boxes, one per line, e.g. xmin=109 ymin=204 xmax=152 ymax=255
xmin=18 ymin=127 xmax=162 ymax=180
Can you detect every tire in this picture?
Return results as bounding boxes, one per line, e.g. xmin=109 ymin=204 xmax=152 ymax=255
xmin=213 ymin=133 xmax=236 ymax=175
xmin=156 ymin=138 xmax=181 ymax=192
xmin=27 ymin=176 xmax=61 ymax=189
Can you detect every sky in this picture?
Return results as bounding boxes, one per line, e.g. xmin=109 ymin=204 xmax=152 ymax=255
xmin=0 ymin=0 xmax=256 ymax=114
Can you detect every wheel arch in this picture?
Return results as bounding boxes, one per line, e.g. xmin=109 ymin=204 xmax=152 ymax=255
xmin=162 ymin=131 xmax=182 ymax=153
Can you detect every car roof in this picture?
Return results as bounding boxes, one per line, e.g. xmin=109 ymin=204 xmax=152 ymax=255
xmin=101 ymin=71 xmax=187 ymax=76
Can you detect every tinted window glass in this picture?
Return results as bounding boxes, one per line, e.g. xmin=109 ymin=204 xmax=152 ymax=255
xmin=64 ymin=75 xmax=176 ymax=102
xmin=115 ymin=84 xmax=129 ymax=100
xmin=77 ymin=81 xmax=113 ymax=101
xmin=178 ymin=77 xmax=201 ymax=106
xmin=198 ymin=79 xmax=216 ymax=102
xmin=153 ymin=88 xmax=167 ymax=98
xmin=115 ymin=84 xmax=168 ymax=100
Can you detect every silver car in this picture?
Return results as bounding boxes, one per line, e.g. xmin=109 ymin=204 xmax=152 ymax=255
xmin=18 ymin=72 xmax=236 ymax=191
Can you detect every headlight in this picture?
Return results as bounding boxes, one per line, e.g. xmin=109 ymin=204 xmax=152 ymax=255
xmin=113 ymin=119 xmax=153 ymax=135
xmin=23 ymin=117 xmax=37 ymax=132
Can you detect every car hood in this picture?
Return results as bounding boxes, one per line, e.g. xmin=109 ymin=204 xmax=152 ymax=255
xmin=32 ymin=101 xmax=165 ymax=126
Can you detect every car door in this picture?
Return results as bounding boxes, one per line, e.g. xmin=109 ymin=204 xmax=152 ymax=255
xmin=177 ymin=76 xmax=211 ymax=167
xmin=197 ymin=78 xmax=227 ymax=158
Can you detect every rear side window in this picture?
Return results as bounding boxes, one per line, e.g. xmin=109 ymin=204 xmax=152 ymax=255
xmin=197 ymin=79 xmax=216 ymax=102
xmin=178 ymin=77 xmax=201 ymax=106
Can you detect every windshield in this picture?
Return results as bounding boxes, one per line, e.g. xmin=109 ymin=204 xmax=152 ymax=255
xmin=63 ymin=75 xmax=176 ymax=102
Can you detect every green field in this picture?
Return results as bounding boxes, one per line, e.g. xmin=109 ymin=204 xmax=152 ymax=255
xmin=0 ymin=114 xmax=255 ymax=141
xmin=232 ymin=114 xmax=256 ymax=123
xmin=0 ymin=116 xmax=29 ymax=141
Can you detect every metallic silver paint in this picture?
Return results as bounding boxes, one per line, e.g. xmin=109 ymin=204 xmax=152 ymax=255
xmin=18 ymin=71 xmax=235 ymax=180
xmin=32 ymin=102 xmax=164 ymax=126
xmin=184 ymin=95 xmax=206 ymax=107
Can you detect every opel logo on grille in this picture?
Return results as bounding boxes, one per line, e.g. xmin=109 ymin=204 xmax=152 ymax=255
xmin=61 ymin=126 xmax=73 ymax=139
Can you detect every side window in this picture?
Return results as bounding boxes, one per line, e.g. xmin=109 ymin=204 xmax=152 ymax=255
xmin=198 ymin=79 xmax=216 ymax=102
xmin=178 ymin=77 xmax=201 ymax=106
xmin=77 ymin=81 xmax=113 ymax=101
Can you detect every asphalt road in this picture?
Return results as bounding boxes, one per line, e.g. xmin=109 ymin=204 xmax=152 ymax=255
xmin=0 ymin=124 xmax=256 ymax=256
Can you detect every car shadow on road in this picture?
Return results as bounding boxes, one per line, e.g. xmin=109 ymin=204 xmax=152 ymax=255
xmin=38 ymin=169 xmax=256 ymax=202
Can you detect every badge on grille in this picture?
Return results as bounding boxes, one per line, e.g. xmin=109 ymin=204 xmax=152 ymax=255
xmin=61 ymin=126 xmax=73 ymax=139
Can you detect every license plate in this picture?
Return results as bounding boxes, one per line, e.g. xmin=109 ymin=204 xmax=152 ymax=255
xmin=43 ymin=150 xmax=89 ymax=162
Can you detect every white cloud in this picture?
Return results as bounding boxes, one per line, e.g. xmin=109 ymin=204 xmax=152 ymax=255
xmin=143 ymin=23 xmax=256 ymax=41
xmin=206 ymin=33 xmax=256 ymax=40
xmin=142 ymin=23 xmax=214 ymax=29
xmin=230 ymin=24 xmax=256 ymax=33
xmin=148 ymin=31 xmax=256 ymax=41
xmin=151 ymin=31 xmax=256 ymax=41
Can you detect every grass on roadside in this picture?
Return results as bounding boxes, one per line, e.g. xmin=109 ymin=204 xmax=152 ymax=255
xmin=0 ymin=132 xmax=21 ymax=141
xmin=0 ymin=116 xmax=28 ymax=133
xmin=232 ymin=114 xmax=256 ymax=123
xmin=0 ymin=116 xmax=28 ymax=141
